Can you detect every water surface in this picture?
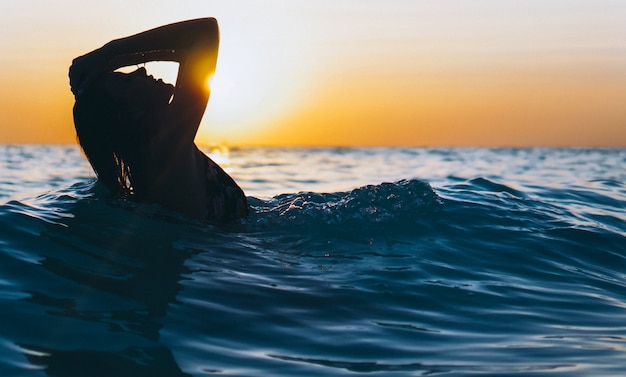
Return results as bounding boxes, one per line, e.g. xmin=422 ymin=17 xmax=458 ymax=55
xmin=1 ymin=146 xmax=625 ymax=376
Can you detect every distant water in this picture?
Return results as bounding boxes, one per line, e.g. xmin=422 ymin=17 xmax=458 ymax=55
xmin=1 ymin=145 xmax=625 ymax=376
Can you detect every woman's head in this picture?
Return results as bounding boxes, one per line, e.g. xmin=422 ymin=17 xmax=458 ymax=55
xmin=73 ymin=68 xmax=174 ymax=196
xmin=100 ymin=67 xmax=174 ymax=110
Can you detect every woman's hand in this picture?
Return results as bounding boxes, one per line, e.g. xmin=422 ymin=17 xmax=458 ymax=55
xmin=69 ymin=44 xmax=113 ymax=96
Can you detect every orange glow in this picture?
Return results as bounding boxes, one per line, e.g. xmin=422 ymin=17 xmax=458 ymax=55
xmin=1 ymin=1 xmax=625 ymax=147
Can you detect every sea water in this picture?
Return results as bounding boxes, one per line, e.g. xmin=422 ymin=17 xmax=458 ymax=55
xmin=0 ymin=145 xmax=625 ymax=376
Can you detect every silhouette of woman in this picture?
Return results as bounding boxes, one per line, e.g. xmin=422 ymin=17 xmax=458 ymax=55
xmin=69 ymin=18 xmax=248 ymax=224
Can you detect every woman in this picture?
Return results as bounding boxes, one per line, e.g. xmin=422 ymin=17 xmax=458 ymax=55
xmin=69 ymin=18 xmax=248 ymax=224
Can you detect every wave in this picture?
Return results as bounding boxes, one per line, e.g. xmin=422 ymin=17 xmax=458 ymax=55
xmin=247 ymin=179 xmax=442 ymax=237
xmin=3 ymin=177 xmax=624 ymax=270
xmin=3 ymin=176 xmax=625 ymax=247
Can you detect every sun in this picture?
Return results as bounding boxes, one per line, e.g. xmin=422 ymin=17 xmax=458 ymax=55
xmin=140 ymin=41 xmax=313 ymax=146
xmin=131 ymin=3 xmax=325 ymax=147
xmin=199 ymin=30 xmax=321 ymax=146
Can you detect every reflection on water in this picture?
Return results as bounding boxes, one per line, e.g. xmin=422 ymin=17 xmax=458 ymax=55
xmin=1 ymin=183 xmax=194 ymax=376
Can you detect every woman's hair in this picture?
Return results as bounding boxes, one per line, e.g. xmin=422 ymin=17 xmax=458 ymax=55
xmin=73 ymin=72 xmax=154 ymax=198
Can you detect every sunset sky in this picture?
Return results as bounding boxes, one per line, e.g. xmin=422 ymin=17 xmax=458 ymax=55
xmin=1 ymin=0 xmax=625 ymax=147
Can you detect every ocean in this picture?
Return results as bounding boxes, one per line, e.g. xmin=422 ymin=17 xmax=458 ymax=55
xmin=0 ymin=145 xmax=625 ymax=376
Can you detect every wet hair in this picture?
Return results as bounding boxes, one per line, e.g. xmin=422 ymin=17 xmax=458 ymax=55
xmin=73 ymin=72 xmax=156 ymax=198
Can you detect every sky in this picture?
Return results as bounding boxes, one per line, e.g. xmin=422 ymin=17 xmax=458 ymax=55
xmin=1 ymin=0 xmax=625 ymax=147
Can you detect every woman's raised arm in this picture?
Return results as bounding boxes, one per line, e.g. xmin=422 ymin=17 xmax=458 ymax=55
xmin=69 ymin=18 xmax=219 ymax=98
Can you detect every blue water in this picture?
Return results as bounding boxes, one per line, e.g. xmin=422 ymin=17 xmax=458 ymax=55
xmin=1 ymin=145 xmax=625 ymax=376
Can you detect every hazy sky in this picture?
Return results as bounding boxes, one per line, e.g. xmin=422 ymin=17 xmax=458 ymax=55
xmin=1 ymin=0 xmax=625 ymax=146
